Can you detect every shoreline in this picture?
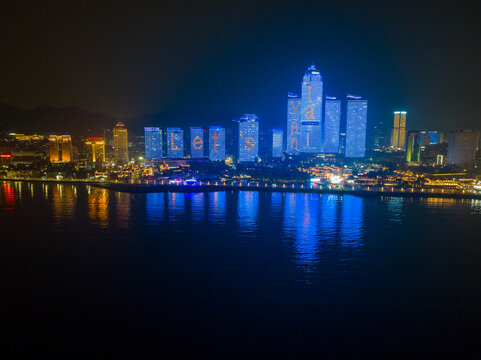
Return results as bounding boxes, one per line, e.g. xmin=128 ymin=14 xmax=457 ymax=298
xmin=2 ymin=178 xmax=481 ymax=200
xmin=91 ymin=182 xmax=481 ymax=200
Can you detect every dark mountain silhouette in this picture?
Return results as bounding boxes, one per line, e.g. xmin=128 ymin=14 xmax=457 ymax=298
xmin=0 ymin=103 xmax=243 ymax=137
xmin=0 ymin=103 xmax=117 ymax=136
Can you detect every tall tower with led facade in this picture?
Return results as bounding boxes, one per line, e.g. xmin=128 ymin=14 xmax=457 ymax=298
xmin=345 ymin=95 xmax=368 ymax=158
xmin=300 ymin=63 xmax=323 ymax=153
xmin=189 ymin=127 xmax=204 ymax=158
xmin=286 ymin=93 xmax=301 ymax=154
xmin=236 ymin=114 xmax=259 ymax=163
xmin=166 ymin=128 xmax=184 ymax=159
xmin=113 ymin=122 xmax=129 ymax=164
xmin=209 ymin=126 xmax=226 ymax=161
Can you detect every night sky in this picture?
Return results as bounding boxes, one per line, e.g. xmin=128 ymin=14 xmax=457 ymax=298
xmin=1 ymin=0 xmax=480 ymax=130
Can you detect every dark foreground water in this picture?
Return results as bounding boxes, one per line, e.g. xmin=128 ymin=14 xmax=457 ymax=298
xmin=1 ymin=181 xmax=481 ymax=357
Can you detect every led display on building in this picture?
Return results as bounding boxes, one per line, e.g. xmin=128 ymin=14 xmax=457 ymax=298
xmin=300 ymin=64 xmax=323 ymax=153
xmin=237 ymin=114 xmax=259 ymax=162
xmin=286 ymin=93 xmax=300 ymax=154
xmin=190 ymin=127 xmax=204 ymax=158
xmin=209 ymin=126 xmax=225 ymax=161
xmin=166 ymin=128 xmax=184 ymax=159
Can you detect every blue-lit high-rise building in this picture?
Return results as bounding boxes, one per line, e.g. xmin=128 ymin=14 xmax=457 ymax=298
xmin=420 ymin=131 xmax=439 ymax=145
xmin=236 ymin=114 xmax=259 ymax=162
xmin=300 ymin=63 xmax=323 ymax=153
xmin=189 ymin=127 xmax=204 ymax=158
xmin=144 ymin=127 xmax=162 ymax=160
xmin=286 ymin=93 xmax=301 ymax=154
xmin=166 ymin=128 xmax=184 ymax=159
xmin=345 ymin=95 xmax=368 ymax=158
xmin=270 ymin=129 xmax=283 ymax=158
xmin=209 ymin=126 xmax=225 ymax=161
xmin=323 ymin=96 xmax=341 ymax=154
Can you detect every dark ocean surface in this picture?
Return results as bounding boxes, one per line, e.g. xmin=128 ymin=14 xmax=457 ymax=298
xmin=1 ymin=181 xmax=481 ymax=357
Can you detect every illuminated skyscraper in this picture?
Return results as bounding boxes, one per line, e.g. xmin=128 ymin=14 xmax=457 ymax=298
xmin=189 ymin=127 xmax=204 ymax=158
xmin=209 ymin=126 xmax=225 ymax=161
xmin=345 ymin=95 xmax=368 ymax=158
xmin=300 ymin=63 xmax=323 ymax=153
xmin=85 ymin=138 xmax=106 ymax=166
xmin=323 ymin=96 xmax=341 ymax=153
xmin=144 ymin=127 xmax=162 ymax=160
xmin=166 ymin=128 xmax=184 ymax=159
xmin=113 ymin=122 xmax=129 ymax=164
xmin=406 ymin=131 xmax=421 ymax=163
xmin=286 ymin=93 xmax=301 ymax=154
xmin=49 ymin=135 xmax=72 ymax=163
xmin=270 ymin=129 xmax=283 ymax=158
xmin=236 ymin=114 xmax=259 ymax=162
xmin=391 ymin=111 xmax=407 ymax=150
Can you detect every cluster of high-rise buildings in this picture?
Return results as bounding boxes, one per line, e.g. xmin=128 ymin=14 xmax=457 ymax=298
xmin=387 ymin=111 xmax=479 ymax=167
xmin=286 ymin=64 xmax=368 ymax=157
xmin=38 ymin=63 xmax=479 ymax=169
xmin=143 ymin=64 xmax=368 ymax=163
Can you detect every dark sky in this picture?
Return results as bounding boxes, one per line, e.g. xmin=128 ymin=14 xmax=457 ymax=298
xmin=1 ymin=0 xmax=480 ymax=130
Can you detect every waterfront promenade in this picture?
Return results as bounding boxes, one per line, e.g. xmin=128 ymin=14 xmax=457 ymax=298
xmin=2 ymin=177 xmax=481 ymax=200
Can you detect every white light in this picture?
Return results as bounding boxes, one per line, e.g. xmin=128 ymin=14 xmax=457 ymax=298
xmin=329 ymin=175 xmax=342 ymax=185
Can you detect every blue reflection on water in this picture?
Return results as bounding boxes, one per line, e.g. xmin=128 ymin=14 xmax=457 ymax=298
xmin=340 ymin=195 xmax=363 ymax=247
xmin=146 ymin=192 xmax=165 ymax=222
xmin=270 ymin=192 xmax=283 ymax=216
xmin=283 ymin=193 xmax=320 ymax=271
xmin=167 ymin=192 xmax=185 ymax=222
xmin=237 ymin=191 xmax=259 ymax=233
xmin=319 ymin=194 xmax=339 ymax=239
xmin=189 ymin=193 xmax=205 ymax=222
xmin=209 ymin=192 xmax=226 ymax=223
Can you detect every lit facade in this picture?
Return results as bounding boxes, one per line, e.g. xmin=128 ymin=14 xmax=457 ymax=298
xmin=300 ymin=64 xmax=323 ymax=153
xmin=113 ymin=122 xmax=129 ymax=164
xmin=237 ymin=114 xmax=259 ymax=162
xmin=166 ymin=128 xmax=184 ymax=159
xmin=391 ymin=111 xmax=407 ymax=150
xmin=144 ymin=127 xmax=162 ymax=160
xmin=49 ymin=135 xmax=72 ymax=163
xmin=85 ymin=138 xmax=106 ymax=164
xmin=345 ymin=96 xmax=368 ymax=158
xmin=190 ymin=127 xmax=204 ymax=158
xmin=286 ymin=93 xmax=301 ymax=154
xmin=420 ymin=131 xmax=439 ymax=145
xmin=323 ymin=96 xmax=341 ymax=153
xmin=406 ymin=131 xmax=421 ymax=163
xmin=209 ymin=126 xmax=225 ymax=161
xmin=270 ymin=128 xmax=283 ymax=158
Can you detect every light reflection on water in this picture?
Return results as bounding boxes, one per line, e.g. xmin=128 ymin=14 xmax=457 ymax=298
xmin=237 ymin=191 xmax=259 ymax=233
xmin=2 ymin=181 xmax=481 ymax=275
xmin=189 ymin=192 xmax=205 ymax=222
xmin=208 ymin=191 xmax=225 ymax=223
xmin=88 ymin=187 xmax=109 ymax=227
